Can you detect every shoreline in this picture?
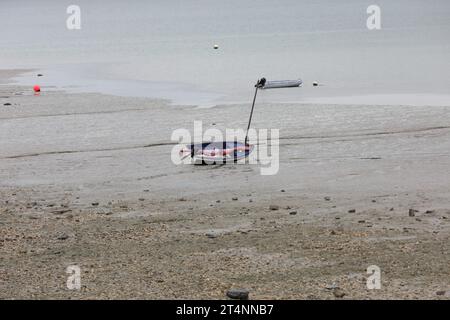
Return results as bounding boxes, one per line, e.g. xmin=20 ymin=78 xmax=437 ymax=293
xmin=6 ymin=68 xmax=450 ymax=108
xmin=0 ymin=69 xmax=35 ymax=85
xmin=1 ymin=69 xmax=450 ymax=299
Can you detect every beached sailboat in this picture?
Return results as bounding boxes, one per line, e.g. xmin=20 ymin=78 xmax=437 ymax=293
xmin=180 ymin=77 xmax=302 ymax=164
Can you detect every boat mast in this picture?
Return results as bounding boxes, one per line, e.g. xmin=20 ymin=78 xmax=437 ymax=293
xmin=245 ymin=78 xmax=265 ymax=145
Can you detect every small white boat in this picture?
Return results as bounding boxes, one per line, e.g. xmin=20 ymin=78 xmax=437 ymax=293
xmin=262 ymin=79 xmax=302 ymax=89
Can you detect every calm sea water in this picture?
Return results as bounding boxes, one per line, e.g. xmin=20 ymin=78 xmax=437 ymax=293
xmin=1 ymin=0 xmax=449 ymax=106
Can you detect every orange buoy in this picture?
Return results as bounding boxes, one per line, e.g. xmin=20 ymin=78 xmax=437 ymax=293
xmin=33 ymin=85 xmax=41 ymax=92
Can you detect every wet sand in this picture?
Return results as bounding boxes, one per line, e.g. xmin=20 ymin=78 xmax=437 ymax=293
xmin=1 ymin=70 xmax=449 ymax=299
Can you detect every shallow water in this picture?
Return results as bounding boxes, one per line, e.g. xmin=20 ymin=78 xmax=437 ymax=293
xmin=1 ymin=0 xmax=450 ymax=106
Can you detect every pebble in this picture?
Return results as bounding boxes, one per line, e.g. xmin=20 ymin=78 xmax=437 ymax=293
xmin=281 ymin=189 xmax=285 ymax=193
xmin=325 ymin=282 xmax=339 ymax=290
xmin=206 ymin=232 xmax=217 ymax=239
xmin=232 ymin=197 xmax=238 ymax=201
xmin=3 ymin=103 xmax=12 ymax=106
xmin=409 ymin=209 xmax=418 ymax=217
xmin=226 ymin=289 xmax=249 ymax=300
xmin=348 ymin=209 xmax=356 ymax=213
xmin=269 ymin=205 xmax=279 ymax=211
xmin=333 ymin=288 xmax=346 ymax=298
xmin=324 ymin=196 xmax=331 ymax=201
xmin=289 ymin=211 xmax=297 ymax=215
xmin=57 ymin=233 xmax=69 ymax=240
xmin=138 ymin=198 xmax=145 ymax=201
xmin=52 ymin=209 xmax=72 ymax=215
xmin=92 ymin=202 xmax=99 ymax=207
xmin=425 ymin=210 xmax=435 ymax=214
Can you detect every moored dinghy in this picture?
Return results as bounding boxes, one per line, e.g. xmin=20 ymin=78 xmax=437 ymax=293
xmin=261 ymin=79 xmax=303 ymax=89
